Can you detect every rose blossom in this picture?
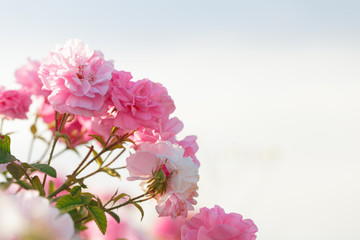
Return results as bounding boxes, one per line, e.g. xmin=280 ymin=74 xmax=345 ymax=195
xmin=126 ymin=141 xmax=199 ymax=219
xmin=0 ymin=190 xmax=76 ymax=240
xmin=153 ymin=215 xmax=191 ymax=240
xmin=181 ymin=205 xmax=258 ymax=240
xmin=110 ymin=73 xmax=175 ymax=130
xmin=177 ymin=135 xmax=200 ymax=166
xmin=0 ymin=87 xmax=31 ymax=120
xmin=132 ymin=117 xmax=184 ymax=145
xmin=39 ymin=39 xmax=114 ymax=117
xmin=15 ymin=58 xmax=50 ymax=97
xmin=38 ymin=99 xmax=93 ymax=148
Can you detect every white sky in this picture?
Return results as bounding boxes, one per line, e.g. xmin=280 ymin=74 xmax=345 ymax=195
xmin=0 ymin=1 xmax=360 ymax=239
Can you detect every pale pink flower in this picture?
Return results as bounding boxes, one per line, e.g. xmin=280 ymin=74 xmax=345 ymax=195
xmin=110 ymin=76 xmax=175 ymax=130
xmin=39 ymin=39 xmax=114 ymax=117
xmin=126 ymin=141 xmax=199 ymax=218
xmin=153 ymin=215 xmax=191 ymax=240
xmin=38 ymin=99 xmax=93 ymax=147
xmin=181 ymin=205 xmax=258 ymax=240
xmin=177 ymin=135 xmax=200 ymax=166
xmin=80 ymin=212 xmax=143 ymax=240
xmin=15 ymin=59 xmax=50 ymax=97
xmin=0 ymin=190 xmax=76 ymax=240
xmin=0 ymin=87 xmax=31 ymax=120
xmin=132 ymin=117 xmax=184 ymax=145
xmin=90 ymin=105 xmax=125 ymax=141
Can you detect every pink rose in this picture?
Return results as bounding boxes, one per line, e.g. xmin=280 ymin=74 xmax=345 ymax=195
xmin=15 ymin=59 xmax=50 ymax=97
xmin=181 ymin=205 xmax=258 ymax=240
xmin=132 ymin=117 xmax=184 ymax=145
xmin=177 ymin=135 xmax=200 ymax=166
xmin=38 ymin=99 xmax=93 ymax=148
xmin=0 ymin=87 xmax=31 ymax=120
xmin=126 ymin=141 xmax=199 ymax=219
xmin=39 ymin=39 xmax=114 ymax=117
xmin=153 ymin=215 xmax=192 ymax=240
xmin=110 ymin=76 xmax=175 ymax=130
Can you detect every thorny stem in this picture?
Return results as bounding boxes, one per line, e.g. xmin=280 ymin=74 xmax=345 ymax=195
xmin=71 ymin=146 xmax=94 ymax=176
xmin=74 ymin=149 xmax=106 ymax=177
xmin=47 ymin=179 xmax=74 ymax=199
xmin=81 ymin=149 xmax=125 ymax=179
xmin=42 ymin=113 xmax=70 ymax=186
xmin=106 ymin=193 xmax=147 ymax=212
xmin=42 ymin=136 xmax=59 ymax=186
xmin=27 ymin=136 xmax=35 ymax=163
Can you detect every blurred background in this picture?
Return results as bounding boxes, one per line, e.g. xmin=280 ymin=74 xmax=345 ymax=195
xmin=0 ymin=0 xmax=360 ymax=239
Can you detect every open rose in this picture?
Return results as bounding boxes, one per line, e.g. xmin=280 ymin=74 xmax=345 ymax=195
xmin=39 ymin=39 xmax=114 ymax=117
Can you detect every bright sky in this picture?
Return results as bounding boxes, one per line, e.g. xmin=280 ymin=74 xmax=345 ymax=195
xmin=0 ymin=1 xmax=360 ymax=239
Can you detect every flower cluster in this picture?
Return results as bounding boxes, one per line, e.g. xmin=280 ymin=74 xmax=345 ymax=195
xmin=0 ymin=39 xmax=257 ymax=240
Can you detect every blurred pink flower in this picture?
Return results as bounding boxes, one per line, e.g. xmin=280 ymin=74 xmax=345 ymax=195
xmin=126 ymin=141 xmax=199 ymax=219
xmin=80 ymin=212 xmax=143 ymax=240
xmin=177 ymin=135 xmax=200 ymax=166
xmin=0 ymin=190 xmax=75 ymax=240
xmin=39 ymin=39 xmax=114 ymax=117
xmin=110 ymin=76 xmax=175 ymax=130
xmin=0 ymin=87 xmax=31 ymax=120
xmin=15 ymin=59 xmax=50 ymax=97
xmin=181 ymin=205 xmax=258 ymax=240
xmin=153 ymin=216 xmax=190 ymax=240
xmin=38 ymin=99 xmax=93 ymax=148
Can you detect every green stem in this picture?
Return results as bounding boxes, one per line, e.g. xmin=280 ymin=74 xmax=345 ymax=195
xmin=106 ymin=193 xmax=147 ymax=211
xmin=27 ymin=136 xmax=35 ymax=162
xmin=42 ymin=136 xmax=59 ymax=186
xmin=36 ymin=139 xmax=52 ymax=163
xmin=47 ymin=179 xmax=73 ymax=199
xmin=74 ymin=148 xmax=106 ymax=177
xmin=74 ymin=216 xmax=90 ymax=224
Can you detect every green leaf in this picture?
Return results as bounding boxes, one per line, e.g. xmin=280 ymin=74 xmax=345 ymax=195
xmin=113 ymin=193 xmax=130 ymax=205
xmin=89 ymin=134 xmax=106 ymax=147
xmin=124 ymin=138 xmax=136 ymax=146
xmin=69 ymin=206 xmax=88 ymax=222
xmin=0 ymin=152 xmax=16 ymax=164
xmin=6 ymin=162 xmax=24 ymax=180
xmin=55 ymin=132 xmax=72 ymax=147
xmin=16 ymin=180 xmax=32 ymax=189
xmin=132 ymin=202 xmax=144 ymax=221
xmin=56 ymin=195 xmax=85 ymax=213
xmin=88 ymin=206 xmax=107 ymax=234
xmin=108 ymin=211 xmax=120 ymax=223
xmin=32 ymin=175 xmax=46 ymax=197
xmin=48 ymin=180 xmax=56 ymax=195
xmin=91 ymin=149 xmax=103 ymax=168
xmin=71 ymin=186 xmax=82 ymax=197
xmin=80 ymin=193 xmax=94 ymax=204
xmin=31 ymin=163 xmax=57 ymax=178
xmin=67 ymin=175 xmax=87 ymax=188
xmin=106 ymin=142 xmax=124 ymax=151
xmin=21 ymin=162 xmax=32 ymax=169
xmin=101 ymin=167 xmax=121 ymax=179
